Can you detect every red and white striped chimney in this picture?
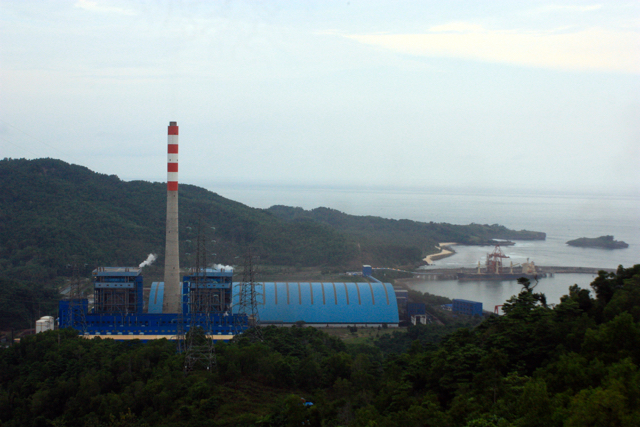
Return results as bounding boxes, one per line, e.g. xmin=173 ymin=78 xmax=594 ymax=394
xmin=167 ymin=122 xmax=179 ymax=191
xmin=163 ymin=121 xmax=181 ymax=313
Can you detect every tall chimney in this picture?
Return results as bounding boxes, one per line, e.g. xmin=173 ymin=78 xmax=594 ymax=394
xmin=163 ymin=121 xmax=181 ymax=313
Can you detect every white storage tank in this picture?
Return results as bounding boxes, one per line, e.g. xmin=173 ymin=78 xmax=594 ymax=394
xmin=36 ymin=316 xmax=55 ymax=333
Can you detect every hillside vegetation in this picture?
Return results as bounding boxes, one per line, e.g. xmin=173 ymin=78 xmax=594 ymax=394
xmin=1 ymin=265 xmax=638 ymax=426
xmin=1 ymin=158 xmax=543 ymax=282
xmin=269 ymin=206 xmax=544 ymax=262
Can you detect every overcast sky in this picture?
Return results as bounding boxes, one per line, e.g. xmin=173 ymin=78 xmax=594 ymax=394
xmin=1 ymin=1 xmax=639 ymax=196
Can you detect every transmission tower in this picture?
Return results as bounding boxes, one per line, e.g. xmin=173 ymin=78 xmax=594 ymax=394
xmin=66 ymin=259 xmax=87 ymax=335
xmin=183 ymin=219 xmax=216 ymax=374
xmin=235 ymin=248 xmax=263 ymax=342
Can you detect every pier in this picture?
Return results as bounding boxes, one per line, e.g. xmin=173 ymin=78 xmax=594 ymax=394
xmin=537 ymin=266 xmax=616 ymax=275
xmin=413 ymin=266 xmax=615 ymax=281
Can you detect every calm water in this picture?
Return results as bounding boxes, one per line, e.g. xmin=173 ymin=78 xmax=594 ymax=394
xmin=210 ymin=183 xmax=639 ymax=308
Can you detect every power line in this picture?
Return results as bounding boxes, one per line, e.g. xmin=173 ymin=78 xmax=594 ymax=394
xmin=0 ymin=119 xmax=73 ymax=157
xmin=0 ymin=135 xmax=42 ymax=157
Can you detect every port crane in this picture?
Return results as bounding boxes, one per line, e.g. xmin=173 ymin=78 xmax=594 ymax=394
xmin=485 ymin=245 xmax=509 ymax=274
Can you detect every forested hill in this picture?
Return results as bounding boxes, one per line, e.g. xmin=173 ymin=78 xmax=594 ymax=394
xmin=1 ymin=158 xmax=544 ymax=281
xmin=0 ymin=158 xmax=351 ymax=280
xmin=268 ymin=205 xmax=545 ymax=251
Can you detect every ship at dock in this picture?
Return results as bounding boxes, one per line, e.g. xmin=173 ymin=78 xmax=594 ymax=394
xmin=457 ymin=244 xmax=547 ymax=281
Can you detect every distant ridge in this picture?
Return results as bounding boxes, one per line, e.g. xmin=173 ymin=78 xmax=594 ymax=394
xmin=0 ymin=158 xmax=545 ymax=280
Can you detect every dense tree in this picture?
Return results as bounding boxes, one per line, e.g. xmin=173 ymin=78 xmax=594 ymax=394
xmin=1 ymin=265 xmax=638 ymax=426
xmin=0 ymin=277 xmax=60 ymax=330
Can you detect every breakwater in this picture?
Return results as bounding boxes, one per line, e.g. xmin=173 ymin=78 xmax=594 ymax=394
xmin=537 ymin=266 xmax=616 ymax=274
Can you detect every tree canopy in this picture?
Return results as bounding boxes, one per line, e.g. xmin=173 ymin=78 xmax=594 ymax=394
xmin=1 ymin=264 xmax=639 ymax=426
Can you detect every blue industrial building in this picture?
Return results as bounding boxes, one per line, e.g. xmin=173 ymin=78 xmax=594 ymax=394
xmin=407 ymin=302 xmax=426 ymax=317
xmin=58 ymin=267 xmax=401 ymax=339
xmin=407 ymin=302 xmax=427 ymax=325
xmin=362 ymin=265 xmax=373 ymax=277
xmin=182 ymin=268 xmax=234 ymax=314
xmin=92 ymin=267 xmax=144 ymax=315
xmin=234 ymin=282 xmax=399 ymax=327
xmin=452 ymin=299 xmax=483 ymax=316
xmin=59 ymin=267 xmax=246 ymax=340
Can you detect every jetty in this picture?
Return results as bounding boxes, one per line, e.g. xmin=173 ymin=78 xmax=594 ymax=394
xmin=413 ymin=266 xmax=615 ymax=281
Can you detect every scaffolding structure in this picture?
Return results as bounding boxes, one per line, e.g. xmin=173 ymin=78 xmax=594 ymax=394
xmin=93 ymin=276 xmax=140 ymax=315
xmin=92 ymin=267 xmax=143 ymax=315
xmin=235 ymin=249 xmax=263 ymax=342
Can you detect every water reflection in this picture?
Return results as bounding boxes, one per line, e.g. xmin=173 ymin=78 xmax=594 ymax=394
xmin=407 ymin=273 xmax=597 ymax=311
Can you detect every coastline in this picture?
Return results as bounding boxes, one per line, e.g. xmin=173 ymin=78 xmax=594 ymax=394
xmin=424 ymin=242 xmax=457 ymax=265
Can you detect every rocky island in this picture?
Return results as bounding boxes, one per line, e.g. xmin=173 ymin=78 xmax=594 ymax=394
xmin=566 ymin=235 xmax=629 ymax=249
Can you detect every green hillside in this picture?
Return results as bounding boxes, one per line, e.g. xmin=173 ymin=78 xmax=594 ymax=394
xmin=269 ymin=206 xmax=546 ymax=254
xmin=0 ymin=158 xmax=353 ymax=281
xmin=1 ymin=158 xmax=544 ymax=282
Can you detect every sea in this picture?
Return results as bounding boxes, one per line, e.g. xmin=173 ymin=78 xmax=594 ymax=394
xmin=211 ymin=183 xmax=639 ymax=310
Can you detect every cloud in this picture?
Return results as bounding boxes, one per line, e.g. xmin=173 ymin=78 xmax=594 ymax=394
xmin=74 ymin=0 xmax=136 ymax=16
xmin=344 ymin=24 xmax=640 ymax=74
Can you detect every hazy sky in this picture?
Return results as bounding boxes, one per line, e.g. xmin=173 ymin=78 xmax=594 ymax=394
xmin=1 ymin=1 xmax=639 ymax=196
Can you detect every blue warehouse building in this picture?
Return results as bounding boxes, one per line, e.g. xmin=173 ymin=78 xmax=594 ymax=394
xmin=233 ymin=282 xmax=399 ymax=327
xmin=452 ymin=299 xmax=483 ymax=316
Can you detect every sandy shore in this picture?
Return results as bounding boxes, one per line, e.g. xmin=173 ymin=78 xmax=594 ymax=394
xmin=424 ymin=242 xmax=457 ymax=265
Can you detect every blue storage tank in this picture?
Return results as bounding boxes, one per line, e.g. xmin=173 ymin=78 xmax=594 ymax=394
xmin=148 ymin=282 xmax=165 ymax=314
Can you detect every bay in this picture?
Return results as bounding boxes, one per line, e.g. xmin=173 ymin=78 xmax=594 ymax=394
xmin=210 ymin=183 xmax=639 ymax=307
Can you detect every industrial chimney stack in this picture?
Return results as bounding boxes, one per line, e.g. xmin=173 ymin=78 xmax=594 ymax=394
xmin=163 ymin=121 xmax=181 ymax=313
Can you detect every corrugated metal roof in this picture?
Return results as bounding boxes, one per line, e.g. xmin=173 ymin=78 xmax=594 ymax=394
xmin=232 ymin=282 xmax=399 ymax=324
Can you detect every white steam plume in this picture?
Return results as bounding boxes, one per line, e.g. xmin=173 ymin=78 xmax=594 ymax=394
xmin=139 ymin=253 xmax=157 ymax=268
xmin=212 ymin=263 xmax=233 ymax=271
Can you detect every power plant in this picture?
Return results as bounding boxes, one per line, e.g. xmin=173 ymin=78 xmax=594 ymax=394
xmin=56 ymin=122 xmax=403 ymax=341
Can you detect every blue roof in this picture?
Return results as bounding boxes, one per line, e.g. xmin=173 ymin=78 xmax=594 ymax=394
xmin=232 ymin=282 xmax=399 ymax=324
xmin=453 ymin=299 xmax=482 ymax=305
xmin=148 ymin=282 xmax=164 ymax=313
